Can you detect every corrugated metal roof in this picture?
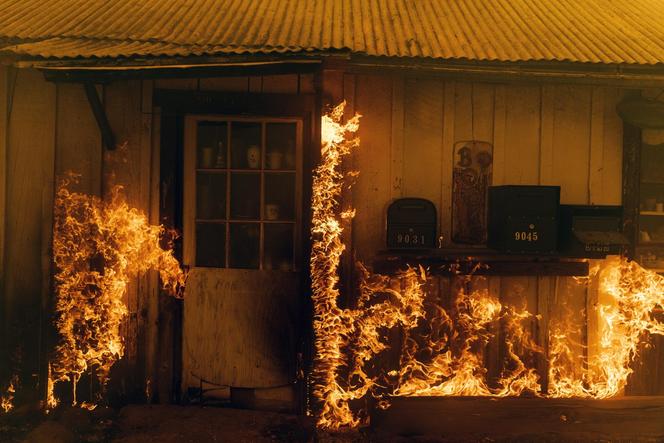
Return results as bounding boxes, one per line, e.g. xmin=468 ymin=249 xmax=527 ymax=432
xmin=1 ymin=0 xmax=664 ymax=65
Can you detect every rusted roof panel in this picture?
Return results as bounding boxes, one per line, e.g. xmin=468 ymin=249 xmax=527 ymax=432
xmin=1 ymin=0 xmax=664 ymax=65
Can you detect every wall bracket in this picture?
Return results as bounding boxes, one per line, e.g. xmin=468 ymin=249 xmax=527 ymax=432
xmin=83 ymin=82 xmax=116 ymax=150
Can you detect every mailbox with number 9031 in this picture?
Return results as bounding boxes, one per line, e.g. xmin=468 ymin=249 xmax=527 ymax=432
xmin=387 ymin=198 xmax=437 ymax=249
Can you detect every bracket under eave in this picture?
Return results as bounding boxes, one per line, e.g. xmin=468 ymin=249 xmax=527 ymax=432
xmin=83 ymin=82 xmax=116 ymax=150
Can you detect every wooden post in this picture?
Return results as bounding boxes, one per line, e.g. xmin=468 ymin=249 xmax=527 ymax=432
xmin=621 ymin=119 xmax=641 ymax=258
xmin=157 ymin=109 xmax=181 ymax=403
xmin=0 ymin=65 xmax=8 ymax=385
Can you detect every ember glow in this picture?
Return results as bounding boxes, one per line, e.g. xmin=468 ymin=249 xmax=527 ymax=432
xmin=311 ymin=103 xmax=664 ymax=430
xmin=49 ymin=176 xmax=185 ymax=407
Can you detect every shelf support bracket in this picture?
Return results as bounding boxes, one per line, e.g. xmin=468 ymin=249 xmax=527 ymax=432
xmin=83 ymin=82 xmax=116 ymax=150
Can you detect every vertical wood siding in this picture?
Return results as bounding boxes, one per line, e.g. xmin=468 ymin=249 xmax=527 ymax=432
xmin=3 ymin=69 xmax=56 ymax=392
xmin=4 ymin=69 xmax=656 ymax=401
xmin=0 ymin=66 xmax=8 ymax=380
xmin=348 ymin=78 xmax=624 ymax=261
xmin=340 ymin=74 xmax=630 ymax=393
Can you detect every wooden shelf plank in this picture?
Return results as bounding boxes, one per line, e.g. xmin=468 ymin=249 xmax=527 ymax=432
xmin=640 ymin=211 xmax=664 ymax=216
xmin=373 ymin=249 xmax=589 ymax=276
xmin=371 ymin=396 xmax=664 ymax=441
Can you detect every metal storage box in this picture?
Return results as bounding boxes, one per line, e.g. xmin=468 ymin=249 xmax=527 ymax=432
xmin=558 ymin=205 xmax=628 ymax=258
xmin=488 ymin=185 xmax=560 ymax=254
xmin=386 ymin=198 xmax=436 ymax=249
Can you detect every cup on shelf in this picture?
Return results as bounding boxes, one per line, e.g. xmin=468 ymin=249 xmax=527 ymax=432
xmin=201 ymin=146 xmax=215 ymax=168
xmin=640 ymin=230 xmax=651 ymax=242
xmin=657 ymin=202 xmax=664 ymax=212
xmin=267 ymin=151 xmax=283 ymax=169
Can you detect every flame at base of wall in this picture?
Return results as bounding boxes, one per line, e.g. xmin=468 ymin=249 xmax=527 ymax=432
xmin=47 ymin=175 xmax=185 ymax=409
xmin=0 ymin=376 xmax=17 ymax=413
xmin=311 ymin=103 xmax=664 ymax=430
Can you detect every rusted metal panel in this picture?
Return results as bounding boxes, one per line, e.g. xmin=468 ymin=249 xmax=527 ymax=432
xmin=2 ymin=0 xmax=664 ymax=64
xmin=451 ymin=141 xmax=493 ymax=245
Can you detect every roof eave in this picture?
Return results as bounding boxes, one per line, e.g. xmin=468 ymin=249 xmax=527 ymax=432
xmin=7 ymin=51 xmax=664 ymax=87
xmin=344 ymin=55 xmax=664 ymax=87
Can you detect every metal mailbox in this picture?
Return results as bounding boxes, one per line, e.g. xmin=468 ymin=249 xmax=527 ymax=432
xmin=386 ymin=198 xmax=437 ymax=249
xmin=488 ymin=185 xmax=560 ymax=254
xmin=558 ymin=205 xmax=628 ymax=258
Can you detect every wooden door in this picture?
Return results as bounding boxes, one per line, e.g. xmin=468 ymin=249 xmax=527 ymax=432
xmin=181 ymin=115 xmax=303 ymax=399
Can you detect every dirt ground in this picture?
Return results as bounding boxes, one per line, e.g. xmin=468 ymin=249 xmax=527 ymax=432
xmin=4 ymin=403 xmax=653 ymax=442
xmin=0 ymin=404 xmax=371 ymax=443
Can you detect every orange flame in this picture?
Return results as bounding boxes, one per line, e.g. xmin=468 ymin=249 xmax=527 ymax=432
xmin=312 ymin=102 xmax=431 ymax=428
xmin=394 ymin=281 xmax=541 ymax=398
xmin=312 ymin=102 xmax=664 ymax=430
xmin=0 ymin=375 xmax=17 ymax=413
xmin=548 ymin=256 xmax=664 ymax=398
xmin=312 ymin=103 xmax=539 ymax=429
xmin=49 ymin=175 xmax=185 ymax=407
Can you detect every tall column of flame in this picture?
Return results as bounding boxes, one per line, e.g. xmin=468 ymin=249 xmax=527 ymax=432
xmin=312 ymin=103 xmax=429 ymax=429
xmin=310 ymin=102 xmax=361 ymax=428
xmin=48 ymin=175 xmax=185 ymax=408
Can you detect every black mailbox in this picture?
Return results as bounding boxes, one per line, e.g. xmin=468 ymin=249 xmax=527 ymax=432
xmin=387 ymin=198 xmax=436 ymax=249
xmin=488 ymin=185 xmax=560 ymax=254
xmin=559 ymin=205 xmax=628 ymax=258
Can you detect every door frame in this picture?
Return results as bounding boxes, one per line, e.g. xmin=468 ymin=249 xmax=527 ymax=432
xmin=154 ymin=88 xmax=319 ymax=409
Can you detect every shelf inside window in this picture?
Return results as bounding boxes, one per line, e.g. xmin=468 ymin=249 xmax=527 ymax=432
xmin=188 ymin=116 xmax=300 ymax=270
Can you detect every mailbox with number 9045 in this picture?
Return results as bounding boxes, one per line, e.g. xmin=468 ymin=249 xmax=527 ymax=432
xmin=488 ymin=185 xmax=560 ymax=254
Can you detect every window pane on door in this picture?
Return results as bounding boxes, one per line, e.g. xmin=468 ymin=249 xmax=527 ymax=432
xmin=264 ymin=172 xmax=295 ymax=221
xmin=196 ymin=222 xmax=226 ymax=267
xmin=196 ymin=172 xmax=226 ymax=220
xmin=266 ymin=123 xmax=296 ymax=171
xmin=229 ymin=223 xmax=260 ymax=269
xmin=230 ymin=122 xmax=262 ymax=169
xmin=188 ymin=116 xmax=301 ymax=270
xmin=264 ymin=224 xmax=294 ymax=271
xmin=197 ymin=122 xmax=227 ymax=169
xmin=230 ymin=172 xmax=260 ymax=219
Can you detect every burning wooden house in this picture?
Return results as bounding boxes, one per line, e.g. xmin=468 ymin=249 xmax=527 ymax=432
xmin=1 ymin=0 xmax=664 ymax=440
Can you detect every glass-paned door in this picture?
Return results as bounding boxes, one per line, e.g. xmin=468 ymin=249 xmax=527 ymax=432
xmin=183 ymin=116 xmax=302 ymax=271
